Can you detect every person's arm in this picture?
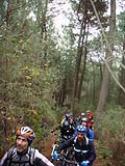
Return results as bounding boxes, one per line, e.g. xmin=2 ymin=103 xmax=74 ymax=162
xmin=88 ymin=128 xmax=95 ymax=143
xmin=58 ymin=136 xmax=74 ymax=151
xmin=0 ymin=152 xmax=8 ymax=166
xmin=34 ymin=149 xmax=55 ymax=166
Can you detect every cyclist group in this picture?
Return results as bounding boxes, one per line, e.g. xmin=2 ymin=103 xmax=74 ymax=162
xmin=51 ymin=110 xmax=96 ymax=166
xmin=0 ymin=111 xmax=96 ymax=166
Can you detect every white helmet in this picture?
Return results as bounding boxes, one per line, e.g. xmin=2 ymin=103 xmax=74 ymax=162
xmin=16 ymin=126 xmax=35 ymax=144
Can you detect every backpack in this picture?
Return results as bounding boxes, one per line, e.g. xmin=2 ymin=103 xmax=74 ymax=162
xmin=6 ymin=146 xmax=36 ymax=166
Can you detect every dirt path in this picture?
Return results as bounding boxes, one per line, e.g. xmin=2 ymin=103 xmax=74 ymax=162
xmin=40 ymin=132 xmax=57 ymax=159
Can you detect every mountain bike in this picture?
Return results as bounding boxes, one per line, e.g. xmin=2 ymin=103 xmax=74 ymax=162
xmin=51 ymin=143 xmax=92 ymax=166
xmin=51 ymin=143 xmax=76 ymax=166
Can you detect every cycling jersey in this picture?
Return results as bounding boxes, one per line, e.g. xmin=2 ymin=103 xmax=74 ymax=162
xmin=0 ymin=146 xmax=54 ymax=166
xmin=74 ymin=136 xmax=96 ymax=163
xmin=74 ymin=127 xmax=94 ymax=144
xmin=60 ymin=118 xmax=75 ymax=140
xmin=57 ymin=135 xmax=96 ymax=165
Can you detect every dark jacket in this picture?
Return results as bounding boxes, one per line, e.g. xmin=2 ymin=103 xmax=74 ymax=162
xmin=58 ymin=135 xmax=96 ymax=164
xmin=60 ymin=118 xmax=75 ymax=140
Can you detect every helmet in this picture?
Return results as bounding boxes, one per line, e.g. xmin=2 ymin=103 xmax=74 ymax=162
xmin=81 ymin=117 xmax=87 ymax=122
xmin=81 ymin=112 xmax=86 ymax=117
xmin=86 ymin=111 xmax=94 ymax=119
xmin=76 ymin=125 xmax=87 ymax=135
xmin=63 ymin=120 xmax=69 ymax=127
xmin=16 ymin=126 xmax=35 ymax=144
xmin=65 ymin=112 xmax=73 ymax=119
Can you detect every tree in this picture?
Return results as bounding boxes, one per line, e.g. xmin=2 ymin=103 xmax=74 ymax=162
xmin=118 ymin=12 xmax=125 ymax=107
xmin=96 ymin=0 xmax=116 ymax=128
xmin=71 ymin=0 xmax=108 ymax=111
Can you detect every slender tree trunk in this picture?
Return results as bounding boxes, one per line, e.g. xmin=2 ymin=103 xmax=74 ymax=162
xmin=6 ymin=0 xmax=13 ymax=25
xmin=71 ymin=17 xmax=85 ymax=111
xmin=58 ymin=78 xmax=67 ymax=106
xmin=77 ymin=33 xmax=88 ymax=101
xmin=96 ymin=0 xmax=116 ymax=128
xmin=92 ymin=62 xmax=96 ymax=105
xmin=73 ymin=17 xmax=85 ymax=98
xmin=118 ymin=35 xmax=125 ymax=107
xmin=41 ymin=0 xmax=48 ymax=62
xmin=37 ymin=0 xmax=48 ymax=67
xmin=0 ymin=0 xmax=13 ymax=151
xmin=72 ymin=5 xmax=88 ymax=111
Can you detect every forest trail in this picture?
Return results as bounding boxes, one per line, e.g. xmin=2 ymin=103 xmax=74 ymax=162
xmin=40 ymin=132 xmax=57 ymax=159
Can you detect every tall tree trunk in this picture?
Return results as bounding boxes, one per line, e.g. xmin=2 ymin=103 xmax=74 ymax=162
xmin=71 ymin=17 xmax=85 ymax=112
xmin=92 ymin=62 xmax=96 ymax=105
xmin=0 ymin=0 xmax=13 ymax=151
xmin=41 ymin=0 xmax=48 ymax=62
xmin=73 ymin=18 xmax=85 ymax=98
xmin=77 ymin=32 xmax=88 ymax=101
xmin=37 ymin=0 xmax=48 ymax=67
xmin=58 ymin=78 xmax=67 ymax=106
xmin=118 ymin=35 xmax=125 ymax=107
xmin=6 ymin=0 xmax=13 ymax=25
xmin=72 ymin=5 xmax=88 ymax=111
xmin=96 ymin=0 xmax=116 ymax=127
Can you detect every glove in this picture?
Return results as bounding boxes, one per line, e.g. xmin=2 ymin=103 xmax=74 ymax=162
xmin=51 ymin=150 xmax=60 ymax=160
xmin=80 ymin=160 xmax=90 ymax=166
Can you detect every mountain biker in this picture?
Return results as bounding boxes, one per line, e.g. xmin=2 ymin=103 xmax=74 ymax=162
xmin=75 ymin=112 xmax=86 ymax=126
xmin=86 ymin=111 xmax=94 ymax=119
xmin=59 ymin=112 xmax=75 ymax=142
xmin=52 ymin=125 xmax=96 ymax=166
xmin=51 ymin=112 xmax=75 ymax=142
xmin=86 ymin=111 xmax=94 ymax=129
xmin=0 ymin=126 xmax=55 ymax=166
xmin=80 ymin=117 xmax=94 ymax=144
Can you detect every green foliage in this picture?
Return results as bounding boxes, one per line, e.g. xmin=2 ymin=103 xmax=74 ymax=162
xmin=97 ymin=142 xmax=112 ymax=159
xmin=99 ymin=106 xmax=125 ymax=138
xmin=0 ymin=0 xmax=8 ymax=24
xmin=0 ymin=1 xmax=125 ymax=165
xmin=95 ymin=106 xmax=125 ymax=165
xmin=117 ymin=12 xmax=125 ymax=34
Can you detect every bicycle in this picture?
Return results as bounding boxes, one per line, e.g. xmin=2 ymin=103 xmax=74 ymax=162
xmin=51 ymin=144 xmax=92 ymax=166
xmin=51 ymin=143 xmax=76 ymax=166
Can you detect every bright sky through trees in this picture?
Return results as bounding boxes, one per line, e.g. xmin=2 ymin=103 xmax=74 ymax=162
xmin=49 ymin=0 xmax=73 ymax=35
xmin=28 ymin=0 xmax=124 ymax=38
xmin=50 ymin=0 xmax=124 ymax=34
